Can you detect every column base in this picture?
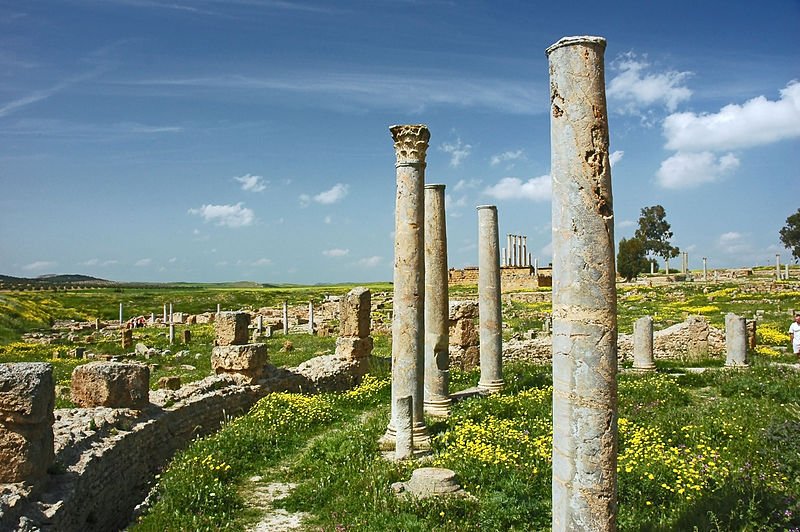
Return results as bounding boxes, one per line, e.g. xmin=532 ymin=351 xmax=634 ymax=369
xmin=631 ymin=364 xmax=656 ymax=372
xmin=423 ymin=397 xmax=452 ymax=417
xmin=378 ymin=422 xmax=431 ymax=451
xmin=477 ymin=379 xmax=504 ymax=393
xmin=724 ymin=361 xmax=750 ymax=368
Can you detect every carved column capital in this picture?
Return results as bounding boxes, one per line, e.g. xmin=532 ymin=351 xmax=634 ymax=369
xmin=390 ymin=124 xmax=430 ymax=165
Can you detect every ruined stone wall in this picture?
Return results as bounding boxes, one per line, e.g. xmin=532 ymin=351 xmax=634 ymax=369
xmin=448 ymin=266 xmax=552 ymax=292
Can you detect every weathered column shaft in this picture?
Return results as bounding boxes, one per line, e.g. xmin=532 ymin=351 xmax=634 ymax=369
xmin=523 ymin=236 xmax=528 ymax=267
xmin=308 ymin=302 xmax=314 ymax=334
xmin=702 ymin=257 xmax=708 ymax=281
xmin=424 ymin=184 xmax=451 ymax=416
xmin=776 ymin=254 xmax=781 ymax=279
xmin=507 ymin=234 xmax=513 ymax=266
xmin=725 ymin=313 xmax=749 ymax=366
xmin=633 ymin=316 xmax=655 ymax=370
xmin=282 ymin=301 xmax=289 ymax=335
xmin=386 ymin=124 xmax=429 ymax=448
xmin=547 ymin=35 xmax=618 ymax=531
xmin=119 ymin=303 xmax=123 ymax=324
xmin=477 ymin=205 xmax=504 ymax=392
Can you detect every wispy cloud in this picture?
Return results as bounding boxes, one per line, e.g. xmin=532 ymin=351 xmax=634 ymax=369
xmin=251 ymin=258 xmax=272 ymax=266
xmin=484 ymin=175 xmax=551 ymax=201
xmin=0 ymin=68 xmax=103 ymax=118
xmin=453 ymin=178 xmax=482 ymax=191
xmin=81 ymin=258 xmax=118 ymax=267
xmin=663 ymin=80 xmax=800 ymax=152
xmin=440 ymin=137 xmax=471 ymax=167
xmin=607 ymin=52 xmax=692 ymax=115
xmin=322 ymin=248 xmax=349 ymax=257
xmin=120 ymin=71 xmax=540 ymax=115
xmin=22 ymin=260 xmax=56 ymax=271
xmin=609 ymin=150 xmax=624 ymax=167
xmin=135 ymin=258 xmax=152 ymax=267
xmin=234 ymin=173 xmax=267 ymax=192
xmin=490 ymin=149 xmax=525 ymax=167
xmin=357 ymin=256 xmax=382 ymax=268
xmin=188 ymin=202 xmax=255 ymax=227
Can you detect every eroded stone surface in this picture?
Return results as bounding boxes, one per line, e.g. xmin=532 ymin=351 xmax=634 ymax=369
xmin=211 ymin=343 xmax=267 ymax=383
xmin=339 ymin=287 xmax=371 ymax=338
xmin=334 ymin=336 xmax=373 ymax=360
xmin=215 ymin=311 xmax=250 ymax=346
xmin=71 ymin=362 xmax=150 ymax=409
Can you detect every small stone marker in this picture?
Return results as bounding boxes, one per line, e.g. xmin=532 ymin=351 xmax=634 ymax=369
xmin=70 ymin=362 xmax=150 ymax=409
xmin=121 ymin=329 xmax=133 ymax=349
xmin=392 ymin=467 xmax=466 ymax=499
xmin=725 ymin=313 xmax=749 ymax=367
xmin=183 ymin=329 xmax=191 ymax=344
xmin=72 ymin=347 xmax=86 ymax=359
xmin=395 ymin=395 xmax=413 ymax=460
xmin=157 ymin=375 xmax=181 ymax=390
xmin=632 ymin=316 xmax=655 ymax=371
xmin=216 ymin=311 xmax=250 ymax=346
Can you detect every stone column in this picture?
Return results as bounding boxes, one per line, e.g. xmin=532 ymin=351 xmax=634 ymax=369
xmin=547 ymin=35 xmax=618 ymax=531
xmin=534 ymin=257 xmax=539 ymax=278
xmin=501 ymin=247 xmax=507 ymax=267
xmin=507 ymin=235 xmax=513 ymax=266
xmin=477 ymin=205 xmax=504 ymax=392
xmin=163 ymin=304 xmax=167 ymax=323
xmin=308 ymin=301 xmax=315 ymax=334
xmin=665 ymin=257 xmax=670 ymax=276
xmin=702 ymin=257 xmax=708 ymax=281
xmin=282 ymin=301 xmax=289 ymax=335
xmin=423 ymin=184 xmax=451 ymax=416
xmin=257 ymin=315 xmax=263 ymax=334
xmin=650 ymin=262 xmax=655 ymax=275
xmin=384 ymin=124 xmax=430 ymax=449
xmin=523 ymin=236 xmax=528 ymax=267
xmin=725 ymin=313 xmax=749 ymax=367
xmin=119 ymin=303 xmax=123 ymax=324
xmin=786 ymin=263 xmax=790 ymax=280
xmin=217 ymin=303 xmax=221 ymax=314
xmin=776 ymin=254 xmax=781 ymax=280
xmin=632 ymin=316 xmax=655 ymax=371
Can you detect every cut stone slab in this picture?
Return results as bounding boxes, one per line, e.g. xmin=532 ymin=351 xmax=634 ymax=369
xmin=334 ymin=336 xmax=373 ymax=360
xmin=215 ymin=311 xmax=251 ymax=346
xmin=70 ymin=362 xmax=150 ymax=409
xmin=0 ymin=362 xmax=55 ymax=425
xmin=211 ymin=343 xmax=267 ymax=383
xmin=339 ymin=287 xmax=371 ymax=338
xmin=392 ymin=467 xmax=467 ymax=499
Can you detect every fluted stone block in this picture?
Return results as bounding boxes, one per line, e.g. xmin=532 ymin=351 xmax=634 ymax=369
xmin=215 ymin=311 xmax=251 ymax=346
xmin=71 ymin=362 xmax=150 ymax=409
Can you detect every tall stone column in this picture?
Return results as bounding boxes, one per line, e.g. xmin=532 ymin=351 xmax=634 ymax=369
xmin=523 ymin=236 xmax=528 ymax=267
xmin=282 ymin=301 xmax=289 ymax=335
xmin=725 ymin=313 xmax=749 ymax=367
xmin=477 ymin=205 xmax=504 ymax=392
xmin=308 ymin=301 xmax=315 ymax=334
xmin=383 ymin=124 xmax=430 ymax=449
xmin=119 ymin=303 xmax=123 ymax=324
xmin=632 ymin=316 xmax=655 ymax=371
xmin=702 ymin=257 xmax=708 ymax=281
xmin=776 ymin=254 xmax=781 ymax=280
xmin=423 ymin=183 xmax=452 ymax=416
xmin=547 ymin=35 xmax=618 ymax=531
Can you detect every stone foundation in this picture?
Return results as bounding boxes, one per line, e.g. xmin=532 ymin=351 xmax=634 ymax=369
xmin=211 ymin=343 xmax=268 ymax=383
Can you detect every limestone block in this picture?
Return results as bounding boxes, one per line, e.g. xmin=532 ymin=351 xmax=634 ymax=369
xmin=121 ymin=329 xmax=133 ymax=349
xmin=334 ymin=336 xmax=374 ymax=359
xmin=448 ymin=301 xmax=478 ymax=321
xmin=157 ymin=376 xmax=181 ymax=390
xmin=71 ymin=362 xmax=150 ymax=409
xmin=0 ymin=422 xmax=54 ymax=484
xmin=449 ymin=318 xmax=478 ymax=348
xmin=339 ymin=287 xmax=371 ymax=338
xmin=211 ymin=344 xmax=267 ymax=382
xmin=215 ymin=311 xmax=250 ymax=346
xmin=0 ymin=362 xmax=55 ymax=425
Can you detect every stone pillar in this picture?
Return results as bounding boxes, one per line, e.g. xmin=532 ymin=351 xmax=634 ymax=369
xmin=122 ymin=329 xmax=133 ymax=349
xmin=169 ymin=303 xmax=173 ymax=324
xmin=119 ymin=302 xmax=123 ymax=324
xmin=0 ymin=363 xmax=55 ymax=483
xmin=257 ymin=315 xmax=263 ymax=334
xmin=523 ymin=236 xmax=528 ymax=267
xmin=507 ymin=235 xmax=513 ymax=266
xmin=282 ymin=301 xmax=289 ymax=335
xmin=702 ymin=257 xmax=708 ymax=281
xmin=665 ymin=257 xmax=670 ymax=276
xmin=150 ymin=312 xmax=155 ymax=324
xmin=632 ymin=316 xmax=655 ymax=371
xmin=168 ymin=323 xmax=175 ymax=344
xmin=335 ymin=287 xmax=374 ymax=360
xmin=650 ymin=261 xmax=655 ymax=275
xmin=163 ymin=304 xmax=167 ymax=323
xmin=776 ymin=254 xmax=781 ymax=280
xmin=501 ymin=247 xmax=507 ymax=267
xmin=308 ymin=301 xmax=315 ymax=334
xmin=534 ymin=257 xmax=539 ymax=278
xmin=725 ymin=313 xmax=749 ymax=367
xmin=217 ymin=303 xmax=221 ymax=314
xmin=395 ymin=396 xmax=413 ymax=460
xmin=477 ymin=205 xmax=504 ymax=392
xmin=384 ymin=124 xmax=429 ymax=449
xmin=786 ymin=264 xmax=790 ymax=280
xmin=423 ymin=184 xmax=451 ymax=416
xmin=95 ymin=318 xmax=100 ymax=331
xmin=547 ymin=35 xmax=618 ymax=531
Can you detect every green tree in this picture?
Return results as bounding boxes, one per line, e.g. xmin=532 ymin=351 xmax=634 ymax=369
xmin=779 ymin=208 xmax=800 ymax=263
xmin=617 ymin=237 xmax=651 ymax=281
xmin=634 ymin=205 xmax=680 ymax=264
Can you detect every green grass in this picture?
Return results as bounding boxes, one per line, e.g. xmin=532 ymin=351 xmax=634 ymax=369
xmin=134 ymin=362 xmax=800 ymax=531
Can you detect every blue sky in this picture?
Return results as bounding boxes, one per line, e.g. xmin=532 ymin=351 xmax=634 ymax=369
xmin=1 ymin=0 xmax=798 ymax=283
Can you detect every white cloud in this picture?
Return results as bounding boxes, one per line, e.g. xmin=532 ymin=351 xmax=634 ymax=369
xmin=168 ymin=257 xmax=177 ymax=263
xmin=483 ymin=175 xmax=551 ymax=201
xmin=717 ymin=231 xmax=752 ymax=255
xmin=323 ymin=248 xmax=349 ymax=257
xmin=445 ymin=194 xmax=468 ymax=210
xmin=188 ymin=202 xmax=255 ymax=228
xmin=358 ymin=256 xmax=382 ymax=268
xmin=617 ymin=220 xmax=635 ymax=228
xmin=324 ymin=215 xmax=332 ymax=224
xmin=663 ymin=81 xmax=800 ymax=151
xmin=609 ymin=150 xmax=624 ymax=167
xmin=313 ymin=183 xmax=349 ymax=204
xmin=490 ymin=149 xmax=524 ymax=166
xmin=440 ymin=138 xmax=471 ymax=167
xmin=656 ymin=151 xmax=739 ymax=189
xmin=22 ymin=260 xmax=56 ymax=271
xmin=607 ymin=53 xmax=692 ymax=114
xmin=234 ymin=173 xmax=267 ymax=192
xmin=83 ymin=258 xmax=99 ymax=266
xmin=135 ymin=258 xmax=152 ymax=267
xmin=299 ymin=194 xmax=311 ymax=207
xmin=454 ymin=178 xmax=481 ymax=191
xmin=252 ymin=258 xmax=272 ymax=266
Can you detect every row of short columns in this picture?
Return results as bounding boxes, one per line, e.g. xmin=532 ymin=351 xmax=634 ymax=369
xmin=384 ymin=125 xmax=505 ymax=457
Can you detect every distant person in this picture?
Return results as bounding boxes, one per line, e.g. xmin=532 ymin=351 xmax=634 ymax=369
xmin=790 ymin=314 xmax=800 ymax=358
